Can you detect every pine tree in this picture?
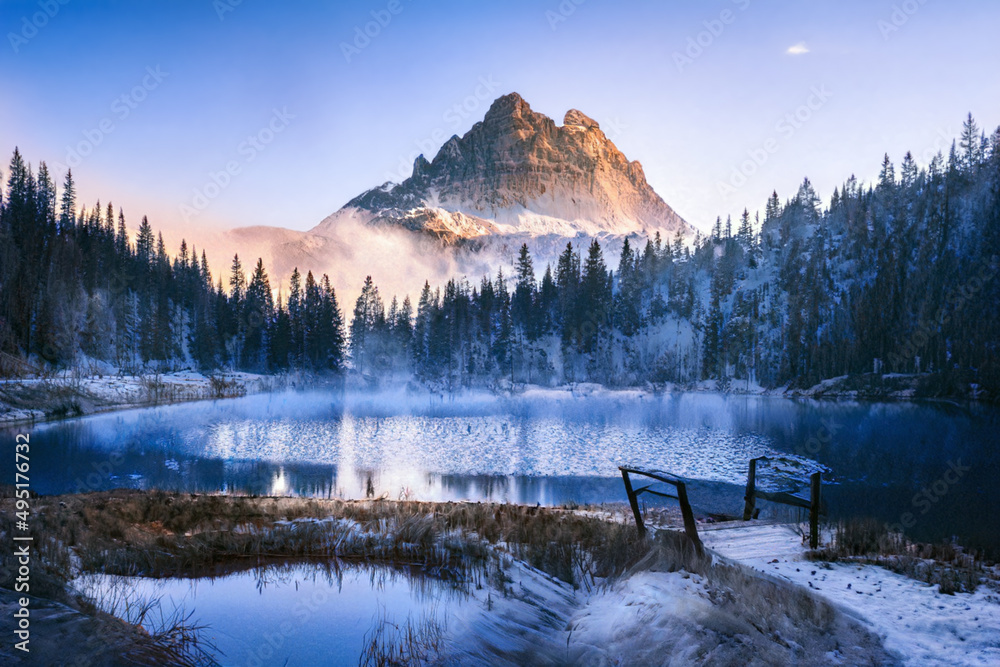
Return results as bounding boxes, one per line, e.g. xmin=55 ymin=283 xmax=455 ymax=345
xmin=59 ymin=169 xmax=76 ymax=229
xmin=538 ymin=265 xmax=558 ymax=334
xmin=512 ymin=243 xmax=536 ymax=339
xmin=36 ymin=163 xmax=57 ymax=235
xmin=878 ymin=154 xmax=895 ymax=190
xmin=350 ymin=276 xmax=384 ymax=375
xmin=900 ymin=151 xmax=918 ymax=189
xmin=737 ymin=208 xmax=753 ymax=252
xmin=579 ymin=240 xmax=610 ymax=353
xmin=959 ymin=113 xmax=982 ymax=172
xmin=115 ymin=209 xmax=129 ymax=258
xmin=229 ymin=254 xmax=246 ymax=303
xmin=243 ymin=258 xmax=273 ymax=369
xmin=269 ymin=296 xmax=292 ymax=370
xmin=389 ymin=294 xmax=414 ymax=364
xmin=287 ymin=267 xmax=303 ymax=363
xmin=615 ymin=237 xmax=641 ymax=336
xmin=555 ymin=242 xmax=580 ymax=348
xmin=302 ymin=271 xmax=320 ymax=367
xmin=136 ymin=216 xmax=154 ymax=268
xmin=414 ymin=281 xmax=434 ymax=375
xmin=319 ymin=274 xmax=345 ymax=371
xmin=765 ymin=190 xmax=782 ymax=221
xmin=672 ymin=230 xmax=684 ymax=259
xmin=491 ymin=268 xmax=513 ymax=382
xmin=3 ymin=149 xmax=43 ymax=353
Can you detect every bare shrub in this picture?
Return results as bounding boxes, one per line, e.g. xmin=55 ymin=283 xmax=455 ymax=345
xmin=208 ymin=375 xmax=246 ymax=399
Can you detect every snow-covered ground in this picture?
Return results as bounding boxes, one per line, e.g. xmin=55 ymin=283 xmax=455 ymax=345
xmin=0 ymin=370 xmax=272 ymax=426
xmin=702 ymin=524 xmax=1000 ymax=666
xmin=565 ymin=570 xmax=722 ymax=664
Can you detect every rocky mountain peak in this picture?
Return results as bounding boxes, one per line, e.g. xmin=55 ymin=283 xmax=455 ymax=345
xmin=483 ymin=92 xmax=531 ymax=121
xmin=563 ymin=109 xmax=599 ymax=130
xmin=318 ymin=93 xmax=691 ymax=241
xmin=412 ymin=154 xmax=431 ymax=179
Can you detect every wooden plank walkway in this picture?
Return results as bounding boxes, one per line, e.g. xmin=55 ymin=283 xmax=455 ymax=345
xmin=699 ymin=523 xmax=807 ymax=562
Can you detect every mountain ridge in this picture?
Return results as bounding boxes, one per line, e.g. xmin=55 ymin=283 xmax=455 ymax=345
xmin=311 ymin=92 xmax=692 ymax=242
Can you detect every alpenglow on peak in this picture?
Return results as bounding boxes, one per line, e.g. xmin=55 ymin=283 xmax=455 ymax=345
xmin=312 ymin=92 xmax=691 ymax=242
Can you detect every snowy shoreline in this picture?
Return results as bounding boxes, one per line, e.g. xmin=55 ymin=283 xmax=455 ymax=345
xmin=701 ymin=523 xmax=1000 ymax=667
xmin=0 ymin=370 xmax=297 ymax=428
xmin=1 ymin=368 xmax=990 ymax=430
xmin=510 ymin=373 xmax=993 ymax=407
xmin=11 ymin=490 xmax=997 ymax=665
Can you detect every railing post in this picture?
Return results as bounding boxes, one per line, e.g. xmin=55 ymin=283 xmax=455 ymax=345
xmin=743 ymin=458 xmax=758 ymax=521
xmin=675 ymin=481 xmax=702 ymax=552
xmin=809 ymin=471 xmax=821 ymax=549
xmin=620 ymin=469 xmax=646 ymax=537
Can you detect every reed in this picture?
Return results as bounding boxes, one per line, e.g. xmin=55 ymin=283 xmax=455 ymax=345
xmin=806 ymin=517 xmax=988 ymax=594
xmin=1 ymin=490 xmax=649 ymax=589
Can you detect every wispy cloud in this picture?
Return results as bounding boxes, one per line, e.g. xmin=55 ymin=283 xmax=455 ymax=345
xmin=786 ymin=42 xmax=810 ymax=55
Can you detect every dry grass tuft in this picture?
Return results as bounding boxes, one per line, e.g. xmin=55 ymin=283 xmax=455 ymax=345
xmin=0 ymin=491 xmax=649 ymax=588
xmin=621 ymin=531 xmax=889 ymax=664
xmin=358 ymin=607 xmax=446 ymax=667
xmin=807 ymin=517 xmax=988 ymax=594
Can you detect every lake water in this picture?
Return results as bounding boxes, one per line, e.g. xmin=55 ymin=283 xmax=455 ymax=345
xmin=7 ymin=387 xmax=999 ymax=554
xmin=74 ymin=562 xmax=466 ymax=667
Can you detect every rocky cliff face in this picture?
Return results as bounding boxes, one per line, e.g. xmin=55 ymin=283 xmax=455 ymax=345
xmin=312 ymin=93 xmax=691 ymax=241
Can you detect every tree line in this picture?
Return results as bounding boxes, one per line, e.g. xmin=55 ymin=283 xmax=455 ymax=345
xmin=1 ymin=113 xmax=998 ymax=397
xmin=0 ymin=150 xmax=344 ymax=374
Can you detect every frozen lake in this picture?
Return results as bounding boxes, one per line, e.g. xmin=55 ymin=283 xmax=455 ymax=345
xmin=7 ymin=387 xmax=999 ymax=553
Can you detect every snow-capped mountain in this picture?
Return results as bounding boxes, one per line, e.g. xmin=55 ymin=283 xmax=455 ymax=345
xmin=206 ymin=93 xmax=694 ymax=304
xmin=312 ymin=92 xmax=692 ymax=243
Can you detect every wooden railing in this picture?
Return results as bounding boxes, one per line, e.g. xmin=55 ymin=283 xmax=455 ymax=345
xmin=618 ymin=466 xmax=702 ymax=552
xmin=743 ymin=457 xmax=823 ymax=549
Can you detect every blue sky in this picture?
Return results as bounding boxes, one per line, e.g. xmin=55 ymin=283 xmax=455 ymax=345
xmin=2 ymin=0 xmax=998 ymax=237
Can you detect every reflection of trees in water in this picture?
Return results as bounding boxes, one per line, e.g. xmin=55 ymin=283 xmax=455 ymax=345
xmin=216 ymin=460 xmax=339 ymax=497
xmin=16 ymin=393 xmax=999 ymax=552
xmin=247 ymin=560 xmax=471 ymax=602
xmin=438 ymin=474 xmax=511 ymax=501
xmin=479 ymin=475 xmax=507 ymax=499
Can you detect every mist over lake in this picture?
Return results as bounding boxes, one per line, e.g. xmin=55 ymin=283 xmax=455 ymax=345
xmin=8 ymin=387 xmax=997 ymax=555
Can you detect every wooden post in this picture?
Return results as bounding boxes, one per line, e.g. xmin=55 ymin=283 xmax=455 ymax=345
xmin=621 ymin=469 xmax=646 ymax=537
xmin=809 ymin=471 xmax=821 ymax=549
xmin=743 ymin=458 xmax=758 ymax=521
xmin=675 ymin=481 xmax=702 ymax=552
